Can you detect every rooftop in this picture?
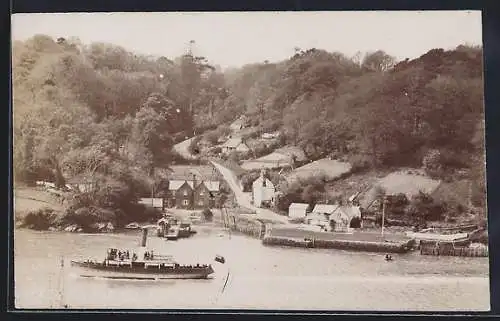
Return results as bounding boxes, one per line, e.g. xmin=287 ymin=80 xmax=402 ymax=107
xmin=289 ymin=203 xmax=310 ymax=210
xmin=312 ymin=204 xmax=339 ymax=214
xmin=222 ymin=137 xmax=243 ymax=148
xmin=168 ymin=180 xmax=220 ymax=192
xmin=167 ymin=165 xmax=219 ymax=180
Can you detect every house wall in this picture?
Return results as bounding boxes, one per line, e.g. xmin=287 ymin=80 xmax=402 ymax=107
xmin=174 ymin=183 xmax=194 ymax=209
xmin=222 ymin=146 xmax=235 ymax=154
xmin=252 ymin=177 xmax=275 ymax=208
xmin=289 ymin=208 xmax=307 ymax=218
xmin=193 ymin=184 xmax=218 ymax=209
xmin=236 ymin=143 xmax=250 ymax=153
xmin=329 ymin=212 xmax=351 ymax=232
xmin=306 ymin=214 xmax=329 ymax=228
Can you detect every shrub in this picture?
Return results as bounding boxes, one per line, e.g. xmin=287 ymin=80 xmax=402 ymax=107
xmin=204 ymin=130 xmax=220 ymax=145
xmin=350 ymin=216 xmax=362 ymax=228
xmin=188 ymin=136 xmax=202 ymax=155
xmin=62 ymin=206 xmax=113 ymax=230
xmin=240 ymin=171 xmax=261 ymax=192
xmin=260 ymin=119 xmax=282 ymax=133
xmin=301 ymin=184 xmax=324 ymax=206
xmin=202 ymin=208 xmax=213 ymax=222
xmin=22 ymin=208 xmax=58 ymax=230
xmin=228 ymin=151 xmax=240 ymax=162
xmin=349 ymin=154 xmax=371 ymax=173
xmin=422 ymin=149 xmax=442 ymax=176
xmin=406 ymin=191 xmax=447 ymax=223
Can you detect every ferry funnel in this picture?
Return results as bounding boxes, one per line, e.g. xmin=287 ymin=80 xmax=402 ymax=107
xmin=141 ymin=228 xmax=148 ymax=247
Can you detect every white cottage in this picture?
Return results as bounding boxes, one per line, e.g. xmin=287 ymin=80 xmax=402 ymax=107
xmin=288 ymin=203 xmax=310 ymax=219
xmin=335 ymin=205 xmax=362 ymax=230
xmin=252 ymin=170 xmax=276 ymax=208
xmin=308 ymin=204 xmax=338 ymax=229
xmin=221 ymin=137 xmax=249 ymax=155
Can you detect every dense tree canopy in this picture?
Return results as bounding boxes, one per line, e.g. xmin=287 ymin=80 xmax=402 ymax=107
xmin=13 ymin=34 xmax=486 ymax=225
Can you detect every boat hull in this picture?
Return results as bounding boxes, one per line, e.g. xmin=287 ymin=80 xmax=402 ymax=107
xmin=70 ymin=261 xmax=214 ymax=280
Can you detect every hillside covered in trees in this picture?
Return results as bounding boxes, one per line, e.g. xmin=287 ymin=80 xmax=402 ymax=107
xmin=12 ymin=34 xmax=486 ymax=229
xmin=216 ymin=45 xmax=486 ymax=225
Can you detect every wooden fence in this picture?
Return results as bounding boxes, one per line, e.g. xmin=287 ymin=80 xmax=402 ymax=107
xmin=420 ymin=243 xmax=488 ymax=257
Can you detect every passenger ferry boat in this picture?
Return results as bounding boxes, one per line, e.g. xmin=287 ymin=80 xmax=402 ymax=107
xmin=70 ymin=228 xmax=215 ymax=280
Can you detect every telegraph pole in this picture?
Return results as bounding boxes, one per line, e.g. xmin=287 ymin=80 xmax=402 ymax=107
xmin=381 ymin=196 xmax=387 ymax=238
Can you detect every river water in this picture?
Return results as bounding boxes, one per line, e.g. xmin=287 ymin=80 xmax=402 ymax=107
xmin=13 ymin=226 xmax=490 ymax=311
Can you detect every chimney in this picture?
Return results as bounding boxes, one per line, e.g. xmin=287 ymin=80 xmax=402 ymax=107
xmin=260 ymin=169 xmax=266 ymax=187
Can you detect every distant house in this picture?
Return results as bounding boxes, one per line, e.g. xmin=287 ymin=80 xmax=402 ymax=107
xmin=288 ymin=203 xmax=310 ymax=219
xmin=139 ymin=198 xmax=164 ymax=210
xmin=166 ymin=179 xmax=220 ymax=209
xmin=310 ymin=204 xmax=339 ymax=229
xmin=305 ymin=212 xmax=330 ymax=229
xmin=261 ymin=131 xmax=281 ymax=140
xmin=230 ymin=116 xmax=248 ymax=132
xmin=252 ymin=170 xmax=276 ymax=208
xmin=236 ymin=141 xmax=250 ymax=153
xmin=330 ymin=205 xmax=362 ymax=232
xmin=221 ymin=137 xmax=249 ymax=154
xmin=66 ymin=175 xmax=98 ymax=193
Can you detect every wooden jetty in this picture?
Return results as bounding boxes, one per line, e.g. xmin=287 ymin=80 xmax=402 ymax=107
xmin=420 ymin=241 xmax=488 ymax=257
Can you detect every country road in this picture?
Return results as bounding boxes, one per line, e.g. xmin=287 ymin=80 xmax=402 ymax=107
xmin=173 ymin=136 xmax=289 ymax=224
xmin=210 ymin=160 xmax=290 ymax=225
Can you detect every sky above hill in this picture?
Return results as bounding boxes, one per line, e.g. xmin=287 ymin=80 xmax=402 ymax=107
xmin=12 ymin=11 xmax=482 ymax=69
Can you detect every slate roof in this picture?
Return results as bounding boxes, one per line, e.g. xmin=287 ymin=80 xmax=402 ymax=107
xmin=312 ymin=204 xmax=340 ymax=214
xmin=168 ymin=180 xmax=220 ymax=192
xmin=222 ymin=137 xmax=243 ymax=148
xmin=289 ymin=203 xmax=310 ymax=211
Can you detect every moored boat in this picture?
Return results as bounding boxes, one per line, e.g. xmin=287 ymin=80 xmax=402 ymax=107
xmin=166 ymin=226 xmax=180 ymax=240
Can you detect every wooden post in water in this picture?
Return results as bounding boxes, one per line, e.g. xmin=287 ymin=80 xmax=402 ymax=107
xmin=58 ymin=256 xmax=68 ymax=309
xmin=141 ymin=228 xmax=148 ymax=247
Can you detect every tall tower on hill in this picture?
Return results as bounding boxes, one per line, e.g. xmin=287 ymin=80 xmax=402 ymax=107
xmin=185 ymin=40 xmax=196 ymax=58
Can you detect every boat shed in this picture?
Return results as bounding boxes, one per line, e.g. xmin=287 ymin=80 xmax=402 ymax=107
xmin=288 ymin=203 xmax=310 ymax=219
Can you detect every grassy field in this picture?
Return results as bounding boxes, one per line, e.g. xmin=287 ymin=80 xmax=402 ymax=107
xmin=378 ymin=169 xmax=441 ymax=195
xmin=286 ymin=158 xmax=352 ymax=182
xmin=14 ymin=187 xmax=66 ymax=220
xmin=240 ymin=146 xmax=307 ymax=171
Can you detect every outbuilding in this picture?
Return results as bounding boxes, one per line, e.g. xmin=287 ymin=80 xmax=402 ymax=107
xmin=288 ymin=203 xmax=310 ymax=219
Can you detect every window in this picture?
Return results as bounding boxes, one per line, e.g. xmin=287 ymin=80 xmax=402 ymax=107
xmin=183 ymin=200 xmax=189 ymax=206
xmin=199 ymin=191 xmax=204 ymax=196
xmin=198 ymin=200 xmax=204 ymax=206
xmin=183 ymin=190 xmax=188 ymax=196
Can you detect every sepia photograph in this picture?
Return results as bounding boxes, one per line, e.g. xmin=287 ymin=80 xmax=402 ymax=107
xmin=11 ymin=11 xmax=489 ymax=311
